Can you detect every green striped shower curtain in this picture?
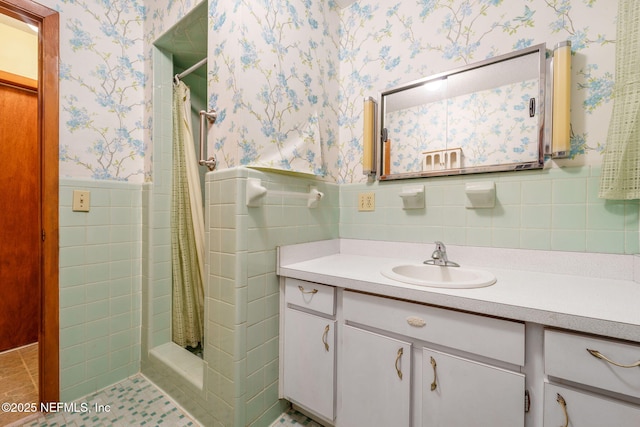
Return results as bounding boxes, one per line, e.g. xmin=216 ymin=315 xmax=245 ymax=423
xmin=171 ymin=81 xmax=205 ymax=348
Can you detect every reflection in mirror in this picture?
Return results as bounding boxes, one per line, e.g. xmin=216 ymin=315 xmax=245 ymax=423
xmin=380 ymin=44 xmax=546 ymax=180
xmin=384 ymin=78 xmax=448 ymax=174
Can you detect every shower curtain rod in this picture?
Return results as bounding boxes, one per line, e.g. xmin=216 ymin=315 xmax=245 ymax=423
xmin=175 ymin=57 xmax=207 ymax=82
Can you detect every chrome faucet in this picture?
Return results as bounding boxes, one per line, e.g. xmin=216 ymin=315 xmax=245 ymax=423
xmin=424 ymin=241 xmax=460 ymax=267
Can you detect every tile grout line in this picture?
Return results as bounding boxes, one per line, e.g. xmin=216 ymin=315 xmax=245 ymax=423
xmin=18 ymin=344 xmax=38 ymax=392
xmin=0 ymin=344 xmax=38 ymax=427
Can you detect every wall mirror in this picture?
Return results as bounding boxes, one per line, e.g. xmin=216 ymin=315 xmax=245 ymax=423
xmin=379 ymin=43 xmax=547 ymax=180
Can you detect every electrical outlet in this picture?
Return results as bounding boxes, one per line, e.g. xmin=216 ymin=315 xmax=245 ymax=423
xmin=358 ymin=192 xmax=375 ymax=211
xmin=72 ymin=190 xmax=91 ymax=212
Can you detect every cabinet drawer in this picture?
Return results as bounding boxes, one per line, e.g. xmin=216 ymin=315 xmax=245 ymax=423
xmin=343 ymin=291 xmax=524 ymax=366
xmin=545 ymin=329 xmax=640 ymax=399
xmin=544 ymin=383 xmax=640 ymax=427
xmin=285 ymin=278 xmax=335 ymax=316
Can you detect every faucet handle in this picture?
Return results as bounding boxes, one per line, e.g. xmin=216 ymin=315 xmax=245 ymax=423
xmin=425 ymin=241 xmax=459 ymax=267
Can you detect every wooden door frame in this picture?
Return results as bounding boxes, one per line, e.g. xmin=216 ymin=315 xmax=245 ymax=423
xmin=0 ymin=0 xmax=59 ymax=403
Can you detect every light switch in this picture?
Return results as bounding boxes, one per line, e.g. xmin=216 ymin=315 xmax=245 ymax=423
xmin=72 ymin=190 xmax=90 ymax=212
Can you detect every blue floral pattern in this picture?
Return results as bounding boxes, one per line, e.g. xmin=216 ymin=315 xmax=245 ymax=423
xmin=207 ymin=0 xmax=339 ymax=178
xmin=385 ymin=79 xmax=538 ymax=173
xmin=385 ymin=101 xmax=447 ymax=174
xmin=49 ymin=0 xmax=616 ymax=184
xmin=340 ymin=0 xmax=616 ymax=182
xmin=51 ymin=0 xmax=147 ymax=181
xmin=447 ymin=79 xmax=539 ymax=167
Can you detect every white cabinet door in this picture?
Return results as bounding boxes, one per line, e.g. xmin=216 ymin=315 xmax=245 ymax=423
xmin=422 ymin=348 xmax=525 ymax=427
xmin=544 ymin=383 xmax=640 ymax=427
xmin=283 ymin=308 xmax=336 ymax=421
xmin=339 ymin=325 xmax=412 ymax=427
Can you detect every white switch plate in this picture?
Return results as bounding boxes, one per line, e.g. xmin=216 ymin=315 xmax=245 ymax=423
xmin=72 ymin=190 xmax=90 ymax=212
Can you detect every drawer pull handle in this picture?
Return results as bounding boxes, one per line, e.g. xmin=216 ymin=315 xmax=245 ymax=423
xmin=556 ymin=393 xmax=569 ymax=427
xmin=298 ymin=285 xmax=318 ymax=295
xmin=587 ymin=348 xmax=640 ymax=368
xmin=322 ymin=325 xmax=330 ymax=351
xmin=406 ymin=316 xmax=426 ymax=327
xmin=430 ymin=356 xmax=438 ymax=391
xmin=395 ymin=348 xmax=404 ymax=380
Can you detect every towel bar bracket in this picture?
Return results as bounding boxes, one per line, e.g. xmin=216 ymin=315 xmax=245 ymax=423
xmin=199 ymin=109 xmax=217 ymax=171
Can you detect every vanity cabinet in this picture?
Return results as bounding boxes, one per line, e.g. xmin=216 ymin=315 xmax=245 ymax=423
xmin=278 ymin=240 xmax=640 ymax=427
xmin=280 ymin=276 xmax=640 ymax=427
xmin=340 ymin=325 xmax=411 ymax=427
xmin=543 ymin=329 xmax=640 ymax=426
xmin=341 ymin=290 xmax=526 ymax=427
xmin=281 ymin=279 xmax=336 ymax=423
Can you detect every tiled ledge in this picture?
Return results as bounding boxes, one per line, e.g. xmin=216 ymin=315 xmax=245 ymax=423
xmin=149 ymin=342 xmax=204 ymax=390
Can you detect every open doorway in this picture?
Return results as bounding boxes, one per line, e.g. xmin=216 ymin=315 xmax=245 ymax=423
xmin=0 ymin=1 xmax=59 ymax=422
xmin=0 ymin=14 xmax=40 ymax=416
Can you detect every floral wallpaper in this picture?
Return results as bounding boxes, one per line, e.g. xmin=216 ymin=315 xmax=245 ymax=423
xmin=386 ymin=100 xmax=448 ymax=174
xmin=448 ymin=79 xmax=540 ymax=167
xmin=48 ymin=0 xmax=199 ymax=183
xmin=339 ymin=0 xmax=617 ymax=183
xmin=46 ymin=0 xmax=146 ymax=182
xmin=50 ymin=0 xmax=617 ymax=185
xmin=207 ymin=0 xmax=340 ymax=178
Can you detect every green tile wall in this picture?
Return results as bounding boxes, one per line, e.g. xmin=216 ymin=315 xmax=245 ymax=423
xmin=139 ymin=45 xmax=216 ymax=424
xmin=207 ymin=167 xmax=339 ymax=427
xmin=72 ymin=163 xmax=637 ymax=426
xmin=59 ymin=179 xmax=142 ymax=401
xmin=340 ymin=166 xmax=639 ymax=254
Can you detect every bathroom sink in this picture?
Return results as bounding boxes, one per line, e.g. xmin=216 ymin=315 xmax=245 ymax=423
xmin=381 ymin=264 xmax=496 ymax=289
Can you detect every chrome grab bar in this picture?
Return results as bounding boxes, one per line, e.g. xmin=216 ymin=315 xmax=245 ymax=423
xmin=199 ymin=109 xmax=217 ymax=171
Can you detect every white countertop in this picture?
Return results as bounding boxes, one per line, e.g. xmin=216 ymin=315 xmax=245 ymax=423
xmin=278 ymin=239 xmax=640 ymax=342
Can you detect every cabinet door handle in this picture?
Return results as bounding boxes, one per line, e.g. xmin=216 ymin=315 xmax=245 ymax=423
xmin=322 ymin=325 xmax=330 ymax=351
xmin=430 ymin=356 xmax=438 ymax=391
xmin=587 ymin=348 xmax=640 ymax=368
xmin=395 ymin=348 xmax=404 ymax=380
xmin=556 ymin=393 xmax=569 ymax=427
xmin=298 ymin=285 xmax=318 ymax=295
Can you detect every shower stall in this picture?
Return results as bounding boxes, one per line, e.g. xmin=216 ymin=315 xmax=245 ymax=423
xmin=141 ymin=0 xmax=210 ymax=399
xmin=141 ymin=2 xmax=340 ymax=425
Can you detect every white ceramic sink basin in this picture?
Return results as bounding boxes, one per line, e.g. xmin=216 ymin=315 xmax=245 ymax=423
xmin=381 ymin=263 xmax=496 ymax=289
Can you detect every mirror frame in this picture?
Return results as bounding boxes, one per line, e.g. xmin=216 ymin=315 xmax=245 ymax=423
xmin=378 ymin=43 xmax=547 ymax=181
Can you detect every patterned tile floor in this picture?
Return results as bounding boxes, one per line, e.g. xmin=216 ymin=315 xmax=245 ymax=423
xmin=269 ymin=408 xmax=324 ymax=427
xmin=9 ymin=375 xmax=197 ymax=427
xmin=0 ymin=365 xmax=318 ymax=427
